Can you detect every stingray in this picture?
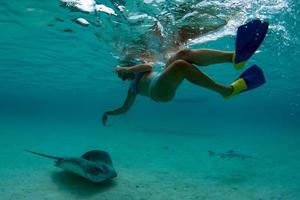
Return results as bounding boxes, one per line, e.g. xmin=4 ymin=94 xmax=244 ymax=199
xmin=25 ymin=149 xmax=117 ymax=183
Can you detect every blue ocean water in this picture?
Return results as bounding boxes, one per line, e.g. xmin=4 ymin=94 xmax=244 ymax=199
xmin=0 ymin=0 xmax=299 ymax=199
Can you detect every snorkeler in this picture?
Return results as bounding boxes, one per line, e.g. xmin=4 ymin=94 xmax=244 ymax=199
xmin=102 ymin=19 xmax=269 ymax=126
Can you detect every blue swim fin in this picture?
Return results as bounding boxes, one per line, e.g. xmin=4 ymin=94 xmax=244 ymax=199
xmin=234 ymin=19 xmax=269 ymax=70
xmin=239 ymin=64 xmax=266 ymax=91
xmin=225 ymin=65 xmax=266 ymax=98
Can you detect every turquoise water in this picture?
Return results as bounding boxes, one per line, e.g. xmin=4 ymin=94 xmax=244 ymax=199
xmin=0 ymin=0 xmax=300 ymax=199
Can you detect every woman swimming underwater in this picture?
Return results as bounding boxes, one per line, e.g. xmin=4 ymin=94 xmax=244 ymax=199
xmin=102 ymin=19 xmax=269 ymax=126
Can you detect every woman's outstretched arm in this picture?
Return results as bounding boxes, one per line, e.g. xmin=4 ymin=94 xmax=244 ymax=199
xmin=102 ymin=89 xmax=137 ymax=126
xmin=114 ymin=63 xmax=152 ymax=74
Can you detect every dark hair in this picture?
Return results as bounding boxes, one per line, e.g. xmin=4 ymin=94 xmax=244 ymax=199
xmin=117 ymin=71 xmax=136 ymax=81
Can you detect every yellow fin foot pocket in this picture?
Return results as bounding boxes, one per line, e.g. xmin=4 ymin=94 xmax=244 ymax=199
xmin=225 ymin=65 xmax=266 ymax=99
xmin=233 ymin=53 xmax=246 ymax=70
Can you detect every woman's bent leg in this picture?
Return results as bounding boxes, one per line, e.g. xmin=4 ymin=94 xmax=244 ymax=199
xmin=166 ymin=49 xmax=234 ymax=67
xmin=155 ymin=60 xmax=233 ymax=97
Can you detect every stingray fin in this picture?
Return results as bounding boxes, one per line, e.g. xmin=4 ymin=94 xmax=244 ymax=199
xmin=25 ymin=149 xmax=61 ymax=160
xmin=81 ymin=150 xmax=113 ymax=165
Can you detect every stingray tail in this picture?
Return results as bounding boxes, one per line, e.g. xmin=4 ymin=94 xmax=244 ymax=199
xmin=24 ymin=149 xmax=61 ymax=160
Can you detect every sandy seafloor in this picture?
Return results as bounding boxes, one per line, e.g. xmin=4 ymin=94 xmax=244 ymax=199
xmin=0 ymin=107 xmax=299 ymax=200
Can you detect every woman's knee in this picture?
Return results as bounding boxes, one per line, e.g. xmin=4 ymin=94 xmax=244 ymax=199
xmin=170 ymin=59 xmax=190 ymax=71
xmin=174 ymin=49 xmax=192 ymax=60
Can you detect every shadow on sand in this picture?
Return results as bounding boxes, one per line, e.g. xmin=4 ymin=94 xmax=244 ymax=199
xmin=51 ymin=171 xmax=116 ymax=197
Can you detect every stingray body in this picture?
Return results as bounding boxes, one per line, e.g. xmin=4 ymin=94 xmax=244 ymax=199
xmin=26 ymin=150 xmax=117 ymax=183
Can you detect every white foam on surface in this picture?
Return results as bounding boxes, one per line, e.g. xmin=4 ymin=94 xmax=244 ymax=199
xmin=60 ymin=0 xmax=116 ymax=15
xmin=95 ymin=4 xmax=117 ymax=16
xmin=75 ymin=18 xmax=90 ymax=26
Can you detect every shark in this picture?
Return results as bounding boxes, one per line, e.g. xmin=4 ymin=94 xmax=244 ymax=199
xmin=25 ymin=149 xmax=117 ymax=183
xmin=208 ymin=150 xmax=253 ymax=160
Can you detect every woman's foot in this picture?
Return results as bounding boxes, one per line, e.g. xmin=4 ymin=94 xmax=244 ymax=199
xmin=225 ymin=65 xmax=266 ymax=99
xmin=233 ymin=53 xmax=246 ymax=70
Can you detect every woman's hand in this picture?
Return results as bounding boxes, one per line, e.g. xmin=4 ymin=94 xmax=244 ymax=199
xmin=101 ymin=112 xmax=108 ymax=126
